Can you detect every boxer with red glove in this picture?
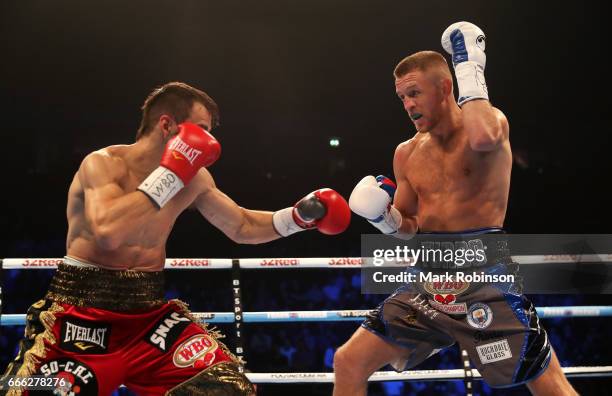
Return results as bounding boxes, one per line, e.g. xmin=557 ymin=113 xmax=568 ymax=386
xmin=138 ymin=122 xmax=221 ymax=208
xmin=4 ymin=82 xmax=359 ymax=396
xmin=273 ymin=188 xmax=351 ymax=236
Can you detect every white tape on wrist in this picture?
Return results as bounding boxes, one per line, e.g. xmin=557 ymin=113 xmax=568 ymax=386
xmin=138 ymin=166 xmax=185 ymax=208
xmin=272 ymin=207 xmax=306 ymax=237
xmin=455 ymin=61 xmax=489 ymax=106
xmin=368 ymin=206 xmax=402 ymax=234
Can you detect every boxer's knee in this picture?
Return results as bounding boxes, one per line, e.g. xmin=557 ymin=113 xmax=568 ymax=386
xmin=166 ymin=362 xmax=255 ymax=396
xmin=333 ymin=344 xmax=370 ymax=383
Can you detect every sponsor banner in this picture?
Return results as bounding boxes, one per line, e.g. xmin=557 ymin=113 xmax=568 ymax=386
xmin=328 ymin=257 xmax=363 ymax=266
xmin=337 ymin=310 xmax=372 ymax=318
xmin=266 ymin=311 xmax=328 ymax=319
xmin=164 ymin=258 xmax=232 ymax=269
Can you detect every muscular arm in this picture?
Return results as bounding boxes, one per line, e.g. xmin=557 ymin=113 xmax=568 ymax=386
xmin=463 ymin=103 xmax=510 ymax=151
xmin=194 ymin=169 xmax=281 ymax=244
xmin=393 ymin=141 xmax=419 ymax=234
xmin=80 ymin=152 xmax=157 ymax=250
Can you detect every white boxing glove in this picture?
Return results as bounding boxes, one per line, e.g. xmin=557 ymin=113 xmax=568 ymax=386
xmin=349 ymin=175 xmax=402 ymax=234
xmin=441 ymin=21 xmax=489 ymax=106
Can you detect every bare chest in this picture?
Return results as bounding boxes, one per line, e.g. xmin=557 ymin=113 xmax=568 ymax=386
xmin=406 ymin=139 xmax=486 ymax=198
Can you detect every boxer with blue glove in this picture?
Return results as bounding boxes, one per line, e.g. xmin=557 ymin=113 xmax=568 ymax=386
xmin=349 ymin=175 xmax=402 ymax=235
xmin=336 ymin=22 xmax=577 ymax=396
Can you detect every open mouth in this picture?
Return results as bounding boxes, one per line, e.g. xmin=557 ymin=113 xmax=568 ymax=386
xmin=410 ymin=113 xmax=423 ymax=121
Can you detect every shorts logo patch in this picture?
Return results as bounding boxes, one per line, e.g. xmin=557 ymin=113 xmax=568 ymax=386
xmin=473 ymin=330 xmax=504 ymax=343
xmin=429 ymin=299 xmax=468 ymax=314
xmin=476 ymin=339 xmax=512 ymax=364
xmin=37 ymin=358 xmax=98 ymax=395
xmin=423 ymin=281 xmax=470 ymax=296
xmin=146 ymin=310 xmax=191 ymax=352
xmin=173 ymin=334 xmax=218 ymax=368
xmin=425 ymin=281 xmax=470 ymax=314
xmin=60 ymin=318 xmax=110 ymax=354
xmin=466 ymin=303 xmax=493 ymax=329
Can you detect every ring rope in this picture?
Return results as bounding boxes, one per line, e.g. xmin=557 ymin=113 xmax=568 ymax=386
xmin=244 ymin=366 xmax=612 ymax=383
xmin=3 ymin=254 xmax=612 ymax=270
xmin=2 ymin=306 xmax=611 ymax=326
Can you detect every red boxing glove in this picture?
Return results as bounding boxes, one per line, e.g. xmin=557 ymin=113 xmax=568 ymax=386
xmin=139 ymin=123 xmax=221 ymax=208
xmin=273 ymin=188 xmax=351 ymax=236
xmin=160 ymin=123 xmax=221 ymax=184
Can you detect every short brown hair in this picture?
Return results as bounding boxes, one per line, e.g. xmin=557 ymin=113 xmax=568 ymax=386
xmin=136 ymin=82 xmax=220 ymax=140
xmin=393 ymin=51 xmax=450 ymax=79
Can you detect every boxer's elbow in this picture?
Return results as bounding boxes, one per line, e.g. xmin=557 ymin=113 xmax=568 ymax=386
xmin=469 ymin=128 xmax=503 ymax=152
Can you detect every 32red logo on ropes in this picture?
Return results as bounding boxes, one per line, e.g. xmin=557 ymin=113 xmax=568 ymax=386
xmin=173 ymin=335 xmax=219 ymax=368
xmin=260 ymin=259 xmax=299 ymax=266
xmin=22 ymin=259 xmax=62 ymax=267
xmin=169 ymin=259 xmax=210 ymax=267
xmin=328 ymin=258 xmax=362 ymax=266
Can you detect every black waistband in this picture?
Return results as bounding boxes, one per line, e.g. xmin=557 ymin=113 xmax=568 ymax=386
xmin=418 ymin=227 xmax=505 ymax=235
xmin=412 ymin=228 xmax=511 ymax=270
xmin=46 ymin=262 xmax=165 ymax=311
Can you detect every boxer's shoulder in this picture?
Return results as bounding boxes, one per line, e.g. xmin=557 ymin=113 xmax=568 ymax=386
xmin=79 ymin=146 xmax=129 ymax=184
xmin=394 ymin=136 xmax=423 ymax=162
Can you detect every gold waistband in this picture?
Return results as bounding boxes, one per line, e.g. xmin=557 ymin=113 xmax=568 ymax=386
xmin=46 ymin=262 xmax=165 ymax=311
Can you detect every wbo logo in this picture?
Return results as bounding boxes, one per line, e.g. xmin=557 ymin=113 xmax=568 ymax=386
xmin=173 ymin=335 xmax=218 ymax=368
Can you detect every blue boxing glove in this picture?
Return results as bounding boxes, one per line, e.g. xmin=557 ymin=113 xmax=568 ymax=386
xmin=441 ymin=21 xmax=489 ymax=106
xmin=349 ymin=175 xmax=402 ymax=234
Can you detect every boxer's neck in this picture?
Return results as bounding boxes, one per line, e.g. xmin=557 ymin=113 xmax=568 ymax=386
xmin=128 ymin=130 xmax=167 ymax=174
xmin=428 ymin=102 xmax=462 ymax=143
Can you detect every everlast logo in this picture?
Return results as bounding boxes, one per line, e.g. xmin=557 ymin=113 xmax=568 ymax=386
xmin=60 ymin=319 xmax=110 ymax=354
xmin=261 ymin=259 xmax=299 ymax=266
xmin=328 ymin=258 xmax=362 ymax=266
xmin=168 ymin=137 xmax=203 ymax=165
xmin=146 ymin=311 xmax=191 ymax=352
xmin=169 ymin=259 xmax=210 ymax=267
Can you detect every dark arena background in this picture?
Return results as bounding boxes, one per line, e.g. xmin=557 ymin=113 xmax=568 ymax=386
xmin=1 ymin=1 xmax=611 ymax=395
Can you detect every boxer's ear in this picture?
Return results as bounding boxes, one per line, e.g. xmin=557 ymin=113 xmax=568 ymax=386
xmin=441 ymin=77 xmax=453 ymax=97
xmin=159 ymin=115 xmax=177 ymax=140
